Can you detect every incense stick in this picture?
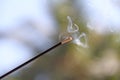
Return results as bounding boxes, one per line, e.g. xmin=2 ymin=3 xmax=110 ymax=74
xmin=0 ymin=37 xmax=72 ymax=79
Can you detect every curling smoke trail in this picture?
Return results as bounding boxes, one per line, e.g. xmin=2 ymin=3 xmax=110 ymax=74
xmin=66 ymin=16 xmax=88 ymax=48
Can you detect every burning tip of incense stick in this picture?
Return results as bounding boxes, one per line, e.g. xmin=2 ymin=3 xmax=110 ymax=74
xmin=61 ymin=36 xmax=73 ymax=44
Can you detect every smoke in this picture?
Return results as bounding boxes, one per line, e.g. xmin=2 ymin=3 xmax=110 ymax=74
xmin=60 ymin=16 xmax=88 ymax=48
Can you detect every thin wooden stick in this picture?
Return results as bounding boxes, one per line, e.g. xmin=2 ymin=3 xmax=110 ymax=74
xmin=0 ymin=37 xmax=72 ymax=79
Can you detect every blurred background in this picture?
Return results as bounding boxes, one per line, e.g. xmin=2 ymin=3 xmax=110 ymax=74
xmin=0 ymin=0 xmax=120 ymax=80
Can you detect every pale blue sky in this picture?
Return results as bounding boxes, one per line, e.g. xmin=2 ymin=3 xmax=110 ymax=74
xmin=0 ymin=0 xmax=56 ymax=76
